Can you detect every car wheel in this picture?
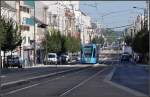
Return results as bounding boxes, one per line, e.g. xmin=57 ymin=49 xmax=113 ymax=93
xmin=18 ymin=65 xmax=22 ymax=68
xmin=4 ymin=65 xmax=8 ymax=68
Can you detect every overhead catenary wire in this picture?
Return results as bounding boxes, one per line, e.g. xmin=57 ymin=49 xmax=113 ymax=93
xmin=107 ymin=24 xmax=133 ymax=29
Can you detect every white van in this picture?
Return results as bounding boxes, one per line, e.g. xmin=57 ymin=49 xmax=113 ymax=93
xmin=45 ymin=53 xmax=58 ymax=64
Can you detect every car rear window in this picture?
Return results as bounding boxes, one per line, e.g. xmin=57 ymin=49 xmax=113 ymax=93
xmin=48 ymin=55 xmax=56 ymax=58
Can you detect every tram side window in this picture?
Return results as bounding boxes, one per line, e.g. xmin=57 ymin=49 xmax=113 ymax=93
xmin=93 ymin=48 xmax=96 ymax=58
xmin=81 ymin=49 xmax=83 ymax=56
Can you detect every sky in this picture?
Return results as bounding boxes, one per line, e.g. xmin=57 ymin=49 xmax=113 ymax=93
xmin=80 ymin=1 xmax=146 ymax=31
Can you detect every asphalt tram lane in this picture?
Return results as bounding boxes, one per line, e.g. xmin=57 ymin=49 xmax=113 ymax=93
xmin=1 ymin=67 xmax=78 ymax=84
xmin=1 ymin=66 xmax=107 ymax=97
xmin=63 ymin=67 xmax=136 ymax=97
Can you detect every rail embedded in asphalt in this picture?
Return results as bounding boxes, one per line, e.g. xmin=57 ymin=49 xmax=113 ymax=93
xmin=1 ymin=66 xmax=100 ymax=96
xmin=1 ymin=66 xmax=90 ymax=89
xmin=59 ymin=67 xmax=109 ymax=96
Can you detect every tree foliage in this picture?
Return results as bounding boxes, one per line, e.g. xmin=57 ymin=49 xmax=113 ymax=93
xmin=42 ymin=29 xmax=81 ymax=54
xmin=42 ymin=29 xmax=62 ymax=53
xmin=0 ymin=17 xmax=6 ymax=47
xmin=91 ymin=36 xmax=104 ymax=45
xmin=123 ymin=28 xmax=149 ymax=63
xmin=64 ymin=35 xmax=80 ymax=53
xmin=103 ymin=28 xmax=117 ymax=43
xmin=124 ymin=35 xmax=132 ymax=46
xmin=0 ymin=17 xmax=22 ymax=67
xmin=132 ymin=28 xmax=149 ymax=54
xmin=1 ymin=17 xmax=22 ymax=52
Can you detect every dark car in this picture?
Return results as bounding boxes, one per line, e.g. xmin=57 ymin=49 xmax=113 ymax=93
xmin=61 ymin=55 xmax=69 ymax=64
xmin=57 ymin=54 xmax=70 ymax=64
xmin=120 ymin=53 xmax=131 ymax=62
xmin=5 ymin=55 xmax=22 ymax=68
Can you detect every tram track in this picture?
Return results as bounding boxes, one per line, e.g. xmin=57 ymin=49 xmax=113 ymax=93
xmin=1 ymin=66 xmax=109 ymax=97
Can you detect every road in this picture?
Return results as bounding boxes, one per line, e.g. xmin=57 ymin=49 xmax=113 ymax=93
xmin=0 ymin=49 xmax=149 ymax=97
xmin=112 ymin=62 xmax=149 ymax=95
xmin=1 ymin=66 xmax=137 ymax=97
xmin=1 ymin=67 xmax=80 ymax=84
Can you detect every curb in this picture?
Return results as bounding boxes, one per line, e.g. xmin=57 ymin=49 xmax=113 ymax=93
xmin=104 ymin=67 xmax=148 ymax=97
xmin=1 ymin=66 xmax=90 ymax=90
xmin=23 ymin=64 xmax=93 ymax=68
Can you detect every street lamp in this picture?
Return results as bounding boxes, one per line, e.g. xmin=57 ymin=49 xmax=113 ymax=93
xmin=133 ymin=6 xmax=145 ymax=10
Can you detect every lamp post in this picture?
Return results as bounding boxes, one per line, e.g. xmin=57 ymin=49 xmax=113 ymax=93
xmin=33 ymin=1 xmax=36 ymax=66
xmin=147 ymin=1 xmax=149 ymax=31
xmin=133 ymin=6 xmax=145 ymax=10
xmin=37 ymin=23 xmax=48 ymax=65
xmin=43 ymin=6 xmax=48 ymax=65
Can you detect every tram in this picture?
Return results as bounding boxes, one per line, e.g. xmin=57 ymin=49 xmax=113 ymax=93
xmin=81 ymin=44 xmax=98 ymax=64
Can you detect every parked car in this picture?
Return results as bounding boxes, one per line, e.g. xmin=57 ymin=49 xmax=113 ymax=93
xmin=44 ymin=53 xmax=58 ymax=64
xmin=120 ymin=53 xmax=131 ymax=62
xmin=5 ymin=55 xmax=22 ymax=68
xmin=60 ymin=54 xmax=70 ymax=64
xmin=75 ymin=56 xmax=81 ymax=63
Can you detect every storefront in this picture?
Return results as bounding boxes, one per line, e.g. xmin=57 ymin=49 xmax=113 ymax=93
xmin=23 ymin=46 xmax=34 ymax=67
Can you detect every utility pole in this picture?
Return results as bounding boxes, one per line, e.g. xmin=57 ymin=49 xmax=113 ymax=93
xmin=16 ymin=0 xmax=21 ymax=58
xmin=147 ymin=0 xmax=149 ymax=31
xmin=44 ymin=6 xmax=48 ymax=65
xmin=71 ymin=4 xmax=75 ymax=37
xmin=33 ymin=1 xmax=36 ymax=66
xmin=0 ymin=0 xmax=2 ymax=69
xmin=57 ymin=1 xmax=60 ymax=30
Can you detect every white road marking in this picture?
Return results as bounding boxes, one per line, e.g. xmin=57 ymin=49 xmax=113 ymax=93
xmin=0 ymin=75 xmax=7 ymax=78
xmin=28 ymin=64 xmax=91 ymax=68
xmin=1 ymin=67 xmax=90 ymax=96
xmin=1 ymin=68 xmax=82 ymax=87
xmin=59 ymin=68 xmax=108 ymax=96
xmin=2 ymin=83 xmax=40 ymax=96
xmin=1 ymin=76 xmax=64 ymax=96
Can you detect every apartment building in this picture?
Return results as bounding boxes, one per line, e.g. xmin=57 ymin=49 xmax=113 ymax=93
xmin=1 ymin=1 xmax=47 ymax=66
xmin=126 ymin=14 xmax=145 ymax=37
xmin=42 ymin=1 xmax=81 ymax=38
xmin=1 ymin=1 xmax=92 ymax=66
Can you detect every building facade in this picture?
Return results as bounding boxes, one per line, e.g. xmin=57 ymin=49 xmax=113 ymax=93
xmin=1 ymin=1 xmax=93 ymax=67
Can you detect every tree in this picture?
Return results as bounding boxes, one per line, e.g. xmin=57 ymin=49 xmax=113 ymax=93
xmin=91 ymin=36 xmax=104 ymax=45
xmin=42 ymin=29 xmax=62 ymax=54
xmin=132 ymin=29 xmax=149 ymax=54
xmin=0 ymin=17 xmax=5 ymax=46
xmin=129 ymin=27 xmax=149 ymax=64
xmin=42 ymin=28 xmax=81 ymax=57
xmin=1 ymin=17 xmax=22 ymax=67
xmin=0 ymin=17 xmax=5 ymax=68
xmin=102 ymin=28 xmax=116 ymax=44
xmin=63 ymin=35 xmax=80 ymax=53
xmin=124 ymin=35 xmax=132 ymax=46
xmin=60 ymin=35 xmax=67 ymax=53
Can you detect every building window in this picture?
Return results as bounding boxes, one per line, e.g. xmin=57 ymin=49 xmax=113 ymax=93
xmin=21 ymin=25 xmax=30 ymax=31
xmin=20 ymin=6 xmax=30 ymax=14
xmin=28 ymin=37 xmax=30 ymax=43
xmin=23 ymin=37 xmax=26 ymax=44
